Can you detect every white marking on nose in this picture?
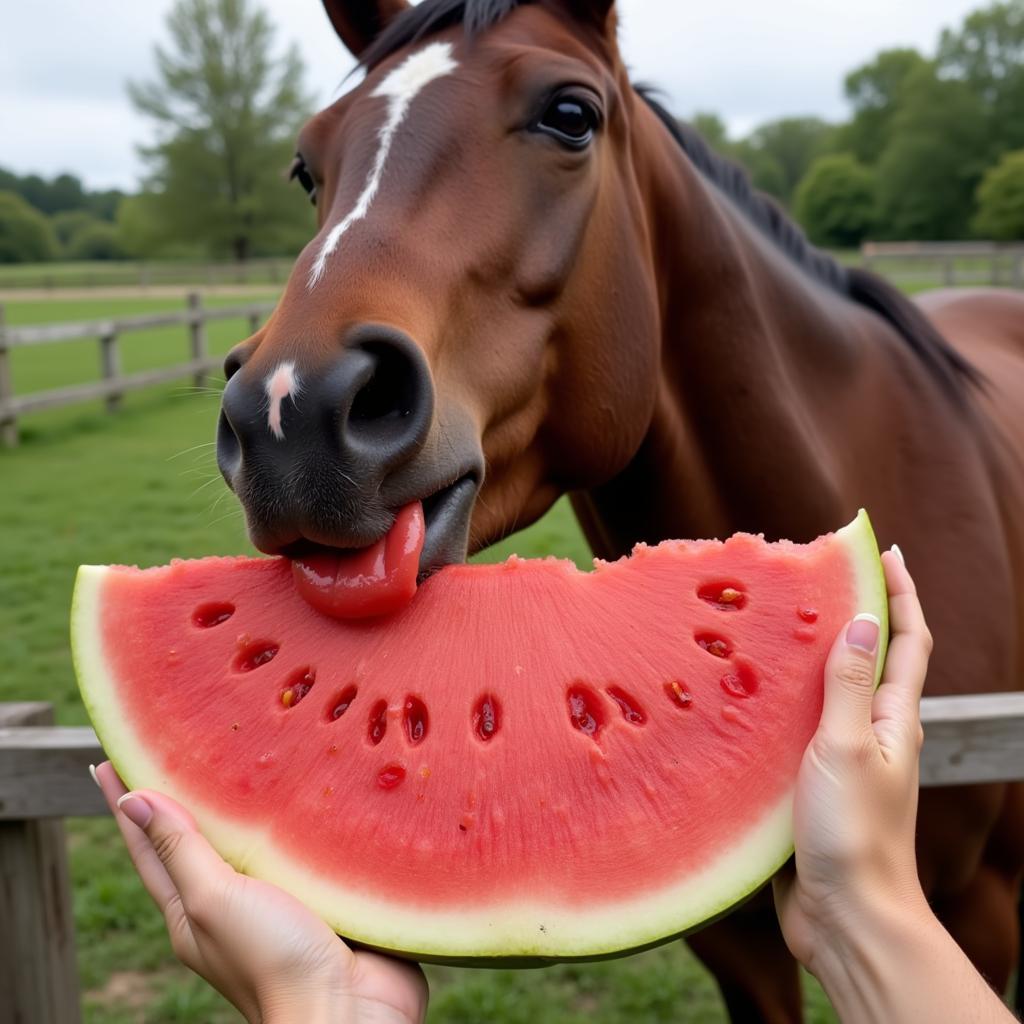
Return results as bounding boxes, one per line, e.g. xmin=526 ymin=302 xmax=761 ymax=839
xmin=265 ymin=361 xmax=299 ymax=440
xmin=307 ymin=41 xmax=459 ymax=289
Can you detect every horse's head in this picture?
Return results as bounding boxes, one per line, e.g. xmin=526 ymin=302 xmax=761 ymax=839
xmin=218 ymin=0 xmax=661 ymax=577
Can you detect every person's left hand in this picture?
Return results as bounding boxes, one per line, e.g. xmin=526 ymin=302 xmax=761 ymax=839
xmin=94 ymin=762 xmax=427 ymax=1024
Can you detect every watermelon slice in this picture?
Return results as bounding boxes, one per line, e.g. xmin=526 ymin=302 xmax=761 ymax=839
xmin=71 ymin=511 xmax=886 ymax=964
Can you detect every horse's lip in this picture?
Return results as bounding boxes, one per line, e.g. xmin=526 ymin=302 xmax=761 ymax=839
xmin=279 ymin=472 xmax=479 ymax=577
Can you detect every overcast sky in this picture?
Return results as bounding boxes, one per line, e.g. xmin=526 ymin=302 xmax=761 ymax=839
xmin=0 ymin=0 xmax=982 ymax=191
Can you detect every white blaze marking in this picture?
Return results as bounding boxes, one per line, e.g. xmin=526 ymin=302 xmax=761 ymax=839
xmin=265 ymin=361 xmax=299 ymax=440
xmin=307 ymin=41 xmax=459 ymax=289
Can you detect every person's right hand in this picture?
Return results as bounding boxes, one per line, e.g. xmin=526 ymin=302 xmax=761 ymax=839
xmin=773 ymin=548 xmax=933 ymax=973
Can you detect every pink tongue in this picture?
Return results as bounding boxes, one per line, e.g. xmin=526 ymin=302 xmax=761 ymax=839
xmin=291 ymin=502 xmax=426 ymax=619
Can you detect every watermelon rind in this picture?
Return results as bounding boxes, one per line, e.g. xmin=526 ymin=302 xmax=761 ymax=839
xmin=71 ymin=510 xmax=887 ymax=964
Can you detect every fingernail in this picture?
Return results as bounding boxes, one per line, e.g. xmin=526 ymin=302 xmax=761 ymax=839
xmin=117 ymin=793 xmax=153 ymax=830
xmin=846 ymin=613 xmax=880 ymax=654
xmin=88 ymin=764 xmax=100 ymax=788
xmin=891 ymin=544 xmax=906 ymax=566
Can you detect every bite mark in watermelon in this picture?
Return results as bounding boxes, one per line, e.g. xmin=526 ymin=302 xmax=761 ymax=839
xmin=71 ymin=511 xmax=886 ymax=963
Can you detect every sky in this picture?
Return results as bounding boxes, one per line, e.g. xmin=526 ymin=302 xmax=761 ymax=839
xmin=0 ymin=0 xmax=984 ymax=192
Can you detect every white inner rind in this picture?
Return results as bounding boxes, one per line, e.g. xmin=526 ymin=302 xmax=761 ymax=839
xmin=71 ymin=510 xmax=886 ymax=960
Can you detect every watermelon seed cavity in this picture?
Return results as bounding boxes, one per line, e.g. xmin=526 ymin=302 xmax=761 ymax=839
xmin=695 ymin=633 xmax=733 ymax=659
xmin=403 ymin=697 xmax=429 ymax=745
xmin=233 ymin=641 xmax=279 ymax=672
xmin=281 ymin=667 xmax=316 ymax=708
xmin=720 ymin=663 xmax=759 ymax=699
xmin=605 ymin=686 xmax=646 ymax=725
xmin=473 ymin=694 xmax=501 ymax=742
xmin=567 ymin=686 xmax=604 ymax=739
xmin=192 ymin=602 xmax=235 ymax=628
xmin=697 ymin=583 xmax=747 ymax=611
xmin=368 ymin=700 xmax=388 ymax=745
xmin=664 ymin=681 xmax=693 ymax=709
xmin=329 ymin=685 xmax=358 ymax=721
xmin=378 ymin=763 xmax=406 ymax=789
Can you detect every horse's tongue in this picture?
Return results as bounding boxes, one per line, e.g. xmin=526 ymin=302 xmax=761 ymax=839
xmin=291 ymin=502 xmax=425 ymax=619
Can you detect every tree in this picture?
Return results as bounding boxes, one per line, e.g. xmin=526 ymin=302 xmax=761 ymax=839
xmin=794 ymin=155 xmax=876 ymax=248
xmin=0 ymin=192 xmax=57 ymax=263
xmin=129 ymin=0 xmax=315 ymax=260
xmin=874 ymin=64 xmax=989 ymax=239
xmin=938 ymin=0 xmax=1024 ymax=156
xmin=973 ymin=149 xmax=1024 ymax=239
xmin=736 ymin=118 xmax=838 ymax=206
xmin=690 ymin=112 xmax=730 ymax=153
xmin=841 ymin=48 xmax=929 ymax=164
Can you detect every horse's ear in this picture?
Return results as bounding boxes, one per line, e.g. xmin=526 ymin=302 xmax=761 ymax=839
xmin=321 ymin=0 xmax=411 ymax=58
xmin=563 ymin=0 xmax=616 ymax=28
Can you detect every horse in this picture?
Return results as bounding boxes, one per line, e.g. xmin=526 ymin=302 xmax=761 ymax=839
xmin=214 ymin=1 xmax=1024 ymax=1019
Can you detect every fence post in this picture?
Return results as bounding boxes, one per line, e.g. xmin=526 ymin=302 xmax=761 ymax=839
xmin=943 ymin=257 xmax=955 ymax=287
xmin=0 ymin=304 xmax=17 ymax=447
xmin=188 ymin=292 xmax=207 ymax=387
xmin=248 ymin=308 xmax=262 ymax=336
xmin=1013 ymin=253 xmax=1023 ymax=290
xmin=0 ymin=702 xmax=83 ymax=1024
xmin=99 ymin=327 xmax=122 ymax=414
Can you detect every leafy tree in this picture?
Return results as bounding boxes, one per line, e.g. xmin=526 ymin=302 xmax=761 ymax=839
xmin=52 ymin=210 xmax=101 ymax=248
xmin=690 ymin=112 xmax=730 ymax=152
xmin=841 ymin=48 xmax=929 ymax=164
xmin=794 ymin=155 xmax=876 ymax=247
xmin=736 ymin=117 xmax=837 ymax=205
xmin=66 ymin=222 xmax=125 ymax=260
xmin=129 ymin=0 xmax=315 ymax=261
xmin=973 ymin=149 xmax=1024 ymax=238
xmin=938 ymin=0 xmax=1024 ymax=156
xmin=874 ymin=64 xmax=988 ymax=239
xmin=0 ymin=191 xmax=58 ymax=263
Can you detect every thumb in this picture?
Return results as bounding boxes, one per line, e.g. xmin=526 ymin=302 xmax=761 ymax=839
xmin=818 ymin=614 xmax=881 ymax=740
xmin=117 ymin=789 xmax=231 ymax=900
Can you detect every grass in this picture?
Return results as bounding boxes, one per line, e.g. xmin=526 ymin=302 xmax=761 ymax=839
xmin=0 ymin=295 xmax=839 ymax=1022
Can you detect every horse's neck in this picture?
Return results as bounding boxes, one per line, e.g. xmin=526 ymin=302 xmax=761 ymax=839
xmin=576 ymin=120 xmax=969 ymax=556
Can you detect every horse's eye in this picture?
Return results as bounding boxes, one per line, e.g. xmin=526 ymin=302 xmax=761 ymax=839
xmin=289 ymin=155 xmax=317 ymax=205
xmin=536 ymin=94 xmax=599 ymax=149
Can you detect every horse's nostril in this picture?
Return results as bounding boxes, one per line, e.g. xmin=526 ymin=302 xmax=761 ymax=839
xmin=216 ymin=407 xmax=241 ymax=486
xmin=350 ymin=343 xmax=415 ymax=424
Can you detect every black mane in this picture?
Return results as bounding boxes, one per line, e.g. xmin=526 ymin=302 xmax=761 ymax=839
xmin=363 ymin=0 xmax=977 ymax=396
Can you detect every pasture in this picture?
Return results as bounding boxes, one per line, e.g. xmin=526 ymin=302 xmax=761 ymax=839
xmin=0 ymin=293 xmax=843 ymax=1022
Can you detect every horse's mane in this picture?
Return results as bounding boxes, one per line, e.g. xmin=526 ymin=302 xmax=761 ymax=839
xmin=363 ymin=0 xmax=978 ymax=397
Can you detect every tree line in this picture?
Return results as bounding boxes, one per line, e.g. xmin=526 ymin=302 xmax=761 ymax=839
xmin=2 ymin=0 xmax=1023 ymax=265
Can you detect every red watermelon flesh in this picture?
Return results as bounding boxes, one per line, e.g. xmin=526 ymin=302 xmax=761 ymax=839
xmin=71 ymin=511 xmax=886 ymax=963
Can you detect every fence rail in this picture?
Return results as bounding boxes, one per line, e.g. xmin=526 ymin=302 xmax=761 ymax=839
xmin=0 ymin=292 xmax=275 ymax=447
xmin=860 ymin=241 xmax=1024 ymax=289
xmin=1 ymin=692 xmax=1022 ymax=1021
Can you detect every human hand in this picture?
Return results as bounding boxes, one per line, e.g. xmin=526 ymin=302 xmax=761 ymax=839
xmin=773 ymin=549 xmax=933 ymax=974
xmin=94 ymin=762 xmax=427 ymax=1024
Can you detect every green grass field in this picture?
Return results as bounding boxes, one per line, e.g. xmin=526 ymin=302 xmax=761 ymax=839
xmin=0 ymin=295 xmax=839 ymax=1022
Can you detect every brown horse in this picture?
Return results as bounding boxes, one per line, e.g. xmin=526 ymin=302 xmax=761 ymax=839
xmin=215 ymin=1 xmax=1024 ymax=1019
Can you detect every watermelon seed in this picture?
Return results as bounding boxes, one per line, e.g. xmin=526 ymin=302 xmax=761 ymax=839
xmin=605 ymin=686 xmax=646 ymax=725
xmin=329 ymin=685 xmax=359 ymax=721
xmin=192 ymin=602 xmax=235 ymax=628
xmin=720 ymin=663 xmax=759 ymax=699
xmin=280 ymin=667 xmax=315 ymax=709
xmin=664 ymin=681 xmax=693 ymax=709
xmin=377 ymin=763 xmax=405 ymax=789
xmin=368 ymin=700 xmax=388 ymax=745
xmin=233 ymin=641 xmax=279 ymax=673
xmin=402 ymin=696 xmax=429 ymax=745
xmin=695 ymin=633 xmax=733 ymax=659
xmin=798 ymin=607 xmax=819 ymax=623
xmin=567 ymin=686 xmax=604 ymax=739
xmin=472 ymin=694 xmax=501 ymax=742
xmin=697 ymin=583 xmax=747 ymax=611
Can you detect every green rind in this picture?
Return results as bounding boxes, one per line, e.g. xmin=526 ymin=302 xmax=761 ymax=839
xmin=71 ymin=511 xmax=888 ymax=965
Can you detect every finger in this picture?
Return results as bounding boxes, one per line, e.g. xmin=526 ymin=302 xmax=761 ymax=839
xmin=871 ymin=551 xmax=932 ymax=733
xmin=115 ymin=788 xmax=235 ymax=913
xmin=817 ymin=612 xmax=881 ymax=740
xmin=94 ymin=762 xmax=181 ymax=918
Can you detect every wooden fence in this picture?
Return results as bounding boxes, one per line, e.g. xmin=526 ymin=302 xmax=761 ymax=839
xmin=860 ymin=241 xmax=1024 ymax=289
xmin=0 ymin=293 xmax=276 ymax=448
xmin=1 ymin=693 xmax=1022 ymax=1022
